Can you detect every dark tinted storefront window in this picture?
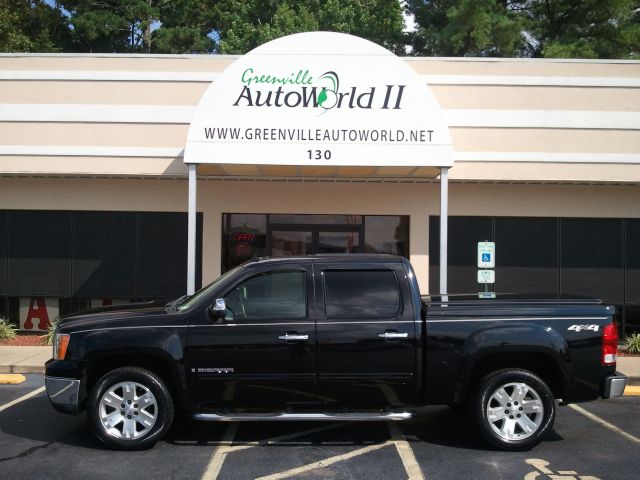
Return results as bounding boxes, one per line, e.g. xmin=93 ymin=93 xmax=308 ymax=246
xmin=364 ymin=216 xmax=409 ymax=257
xmin=323 ymin=270 xmax=400 ymax=319
xmin=429 ymin=215 xmax=637 ymax=335
xmin=495 ymin=218 xmax=558 ymax=295
xmin=560 ymin=219 xmax=623 ymax=304
xmin=625 ymin=220 xmax=640 ymax=334
xmin=222 ymin=214 xmax=409 ymax=272
xmin=429 ymin=216 xmax=492 ymax=294
xmin=222 ymin=214 xmax=267 ymax=271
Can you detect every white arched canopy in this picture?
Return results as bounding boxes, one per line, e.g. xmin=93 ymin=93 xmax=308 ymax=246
xmin=184 ymin=32 xmax=453 ymax=294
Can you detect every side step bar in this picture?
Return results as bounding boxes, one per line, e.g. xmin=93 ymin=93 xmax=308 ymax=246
xmin=192 ymin=412 xmax=413 ymax=422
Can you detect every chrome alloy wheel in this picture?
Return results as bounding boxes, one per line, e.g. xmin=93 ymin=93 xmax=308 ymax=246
xmin=98 ymin=381 xmax=158 ymax=440
xmin=486 ymin=382 xmax=544 ymax=441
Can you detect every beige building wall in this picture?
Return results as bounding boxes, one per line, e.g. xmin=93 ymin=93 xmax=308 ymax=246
xmin=1 ymin=176 xmax=638 ymax=293
xmin=1 ymin=53 xmax=639 ymax=292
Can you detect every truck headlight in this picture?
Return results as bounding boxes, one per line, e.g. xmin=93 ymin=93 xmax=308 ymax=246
xmin=53 ymin=333 xmax=70 ymax=360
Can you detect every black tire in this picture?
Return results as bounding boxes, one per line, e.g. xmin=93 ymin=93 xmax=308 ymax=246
xmin=472 ymin=368 xmax=555 ymax=451
xmin=87 ymin=367 xmax=174 ymax=450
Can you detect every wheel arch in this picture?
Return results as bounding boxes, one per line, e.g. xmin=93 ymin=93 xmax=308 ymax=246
xmin=454 ymin=323 xmax=571 ymax=404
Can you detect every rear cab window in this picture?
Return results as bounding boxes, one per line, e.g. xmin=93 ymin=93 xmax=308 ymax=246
xmin=322 ymin=269 xmax=402 ymax=319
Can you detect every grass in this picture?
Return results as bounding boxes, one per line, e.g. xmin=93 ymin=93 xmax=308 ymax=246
xmin=0 ymin=317 xmax=17 ymax=340
xmin=624 ymin=332 xmax=640 ymax=355
xmin=44 ymin=317 xmax=60 ymax=346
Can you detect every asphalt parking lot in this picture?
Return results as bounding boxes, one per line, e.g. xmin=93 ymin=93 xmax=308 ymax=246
xmin=1 ymin=375 xmax=638 ymax=480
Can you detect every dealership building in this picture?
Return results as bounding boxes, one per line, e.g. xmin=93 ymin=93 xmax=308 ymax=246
xmin=0 ymin=32 xmax=639 ymax=335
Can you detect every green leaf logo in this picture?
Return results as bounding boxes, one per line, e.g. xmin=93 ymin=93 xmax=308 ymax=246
xmin=318 ymin=88 xmax=328 ymax=107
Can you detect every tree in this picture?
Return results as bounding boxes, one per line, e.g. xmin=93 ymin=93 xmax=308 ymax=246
xmin=518 ymin=0 xmax=640 ymax=58
xmin=407 ymin=0 xmax=640 ymax=59
xmin=59 ymin=0 xmax=158 ymax=53
xmin=0 ymin=0 xmax=72 ymax=52
xmin=217 ymin=0 xmax=406 ymax=54
xmin=405 ymin=0 xmax=524 ymax=56
xmin=152 ymin=0 xmax=220 ymax=53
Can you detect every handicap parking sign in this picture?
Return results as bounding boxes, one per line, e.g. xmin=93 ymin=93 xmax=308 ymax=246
xmin=477 ymin=242 xmax=495 ymax=268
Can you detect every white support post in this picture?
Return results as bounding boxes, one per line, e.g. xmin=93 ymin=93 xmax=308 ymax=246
xmin=187 ymin=163 xmax=197 ymax=296
xmin=439 ymin=167 xmax=449 ymax=296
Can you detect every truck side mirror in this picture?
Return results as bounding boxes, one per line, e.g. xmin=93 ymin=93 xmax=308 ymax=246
xmin=208 ymin=298 xmax=227 ymax=320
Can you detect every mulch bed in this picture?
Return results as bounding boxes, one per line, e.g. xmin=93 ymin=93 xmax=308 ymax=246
xmin=0 ymin=335 xmax=48 ymax=346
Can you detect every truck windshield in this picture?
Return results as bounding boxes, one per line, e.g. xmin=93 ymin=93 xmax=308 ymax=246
xmin=176 ymin=264 xmax=244 ymax=312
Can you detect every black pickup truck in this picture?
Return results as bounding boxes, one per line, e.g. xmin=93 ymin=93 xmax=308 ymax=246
xmin=45 ymin=254 xmax=627 ymax=451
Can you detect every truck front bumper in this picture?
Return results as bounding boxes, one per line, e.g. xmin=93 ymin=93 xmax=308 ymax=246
xmin=602 ymin=372 xmax=627 ymax=399
xmin=45 ymin=376 xmax=81 ymax=414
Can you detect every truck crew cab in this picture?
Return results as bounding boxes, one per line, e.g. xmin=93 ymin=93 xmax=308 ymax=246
xmin=45 ymin=255 xmax=627 ymax=450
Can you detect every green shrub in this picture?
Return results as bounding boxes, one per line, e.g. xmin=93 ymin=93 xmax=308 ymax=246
xmin=624 ymin=333 xmax=640 ymax=355
xmin=44 ymin=317 xmax=60 ymax=346
xmin=0 ymin=317 xmax=17 ymax=340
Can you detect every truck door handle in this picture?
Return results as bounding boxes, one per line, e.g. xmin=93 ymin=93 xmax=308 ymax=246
xmin=278 ymin=333 xmax=309 ymax=341
xmin=377 ymin=331 xmax=408 ymax=339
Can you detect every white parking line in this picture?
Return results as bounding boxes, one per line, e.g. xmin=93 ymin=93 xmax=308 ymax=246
xmin=0 ymin=386 xmax=45 ymax=413
xmin=569 ymin=403 xmax=640 ymax=445
xmin=254 ymin=440 xmax=395 ymax=480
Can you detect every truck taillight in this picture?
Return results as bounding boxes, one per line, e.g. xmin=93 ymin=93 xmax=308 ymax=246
xmin=601 ymin=322 xmax=618 ymax=366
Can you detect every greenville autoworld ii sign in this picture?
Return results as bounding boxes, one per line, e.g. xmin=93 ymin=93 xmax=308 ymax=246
xmin=185 ymin=31 xmax=453 ymax=168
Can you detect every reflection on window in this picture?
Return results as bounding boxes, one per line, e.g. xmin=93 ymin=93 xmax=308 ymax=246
xmin=224 ymin=271 xmax=306 ymax=319
xmin=363 ymin=216 xmax=409 ymax=256
xmin=222 ymin=214 xmax=267 ymax=272
xmin=324 ymin=270 xmax=401 ymax=319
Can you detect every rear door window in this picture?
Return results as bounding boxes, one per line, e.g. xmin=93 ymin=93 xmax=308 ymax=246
xmin=323 ymin=269 xmax=401 ymax=319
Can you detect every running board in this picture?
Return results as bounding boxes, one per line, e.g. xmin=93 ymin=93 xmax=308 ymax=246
xmin=192 ymin=412 xmax=413 ymax=422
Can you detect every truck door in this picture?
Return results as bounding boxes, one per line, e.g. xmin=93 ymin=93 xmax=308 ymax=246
xmin=186 ymin=262 xmax=317 ymax=408
xmin=313 ymin=261 xmax=418 ymax=407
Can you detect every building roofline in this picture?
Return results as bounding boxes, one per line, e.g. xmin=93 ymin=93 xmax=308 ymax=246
xmin=0 ymin=52 xmax=638 ymax=64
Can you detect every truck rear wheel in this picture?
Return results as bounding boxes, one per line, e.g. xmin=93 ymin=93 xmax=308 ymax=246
xmin=473 ymin=368 xmax=555 ymax=450
xmin=87 ymin=367 xmax=174 ymax=450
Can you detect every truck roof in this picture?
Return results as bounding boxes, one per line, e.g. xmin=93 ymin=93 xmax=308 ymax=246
xmin=246 ymin=254 xmax=406 ymax=263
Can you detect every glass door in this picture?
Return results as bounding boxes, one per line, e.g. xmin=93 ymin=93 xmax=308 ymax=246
xmin=271 ymin=230 xmax=313 ymax=256
xmin=317 ymin=231 xmax=360 ymax=253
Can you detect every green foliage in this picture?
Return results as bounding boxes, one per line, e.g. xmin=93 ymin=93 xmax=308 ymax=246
xmin=217 ymin=0 xmax=405 ymax=55
xmin=0 ymin=0 xmax=72 ymax=52
xmin=406 ymin=0 xmax=523 ymax=57
xmin=44 ymin=316 xmax=60 ymax=346
xmin=0 ymin=317 xmax=17 ymax=341
xmin=624 ymin=333 xmax=640 ymax=355
xmin=1 ymin=0 xmax=637 ymax=58
xmin=406 ymin=0 xmax=640 ymax=59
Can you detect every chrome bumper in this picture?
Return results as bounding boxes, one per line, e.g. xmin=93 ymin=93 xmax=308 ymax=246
xmin=602 ymin=373 xmax=627 ymax=399
xmin=45 ymin=376 xmax=81 ymax=414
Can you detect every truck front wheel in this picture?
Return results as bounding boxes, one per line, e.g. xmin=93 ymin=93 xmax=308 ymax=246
xmin=473 ymin=368 xmax=556 ymax=450
xmin=87 ymin=367 xmax=174 ymax=450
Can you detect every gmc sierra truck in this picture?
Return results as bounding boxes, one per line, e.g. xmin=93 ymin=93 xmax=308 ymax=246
xmin=45 ymin=254 xmax=627 ymax=451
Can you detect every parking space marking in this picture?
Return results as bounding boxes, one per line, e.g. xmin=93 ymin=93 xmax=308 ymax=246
xmin=0 ymin=386 xmax=45 ymax=413
xmin=388 ymin=423 xmax=425 ymax=480
xmin=201 ymin=423 xmax=238 ymax=480
xmin=624 ymin=386 xmax=640 ymax=396
xmin=0 ymin=374 xmax=26 ymax=385
xmin=568 ymin=403 xmax=640 ymax=445
xmin=225 ymin=422 xmax=349 ymax=453
xmin=523 ymin=458 xmax=601 ymax=480
xmin=254 ymin=440 xmax=395 ymax=480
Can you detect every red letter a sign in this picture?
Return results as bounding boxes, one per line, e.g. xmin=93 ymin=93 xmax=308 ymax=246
xmin=24 ymin=297 xmax=51 ymax=330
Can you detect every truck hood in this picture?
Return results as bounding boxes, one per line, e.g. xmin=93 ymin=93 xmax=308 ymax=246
xmin=58 ymin=301 xmax=170 ymax=333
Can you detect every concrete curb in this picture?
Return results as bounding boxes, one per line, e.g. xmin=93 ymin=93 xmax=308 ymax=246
xmin=0 ymin=365 xmax=45 ymax=374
